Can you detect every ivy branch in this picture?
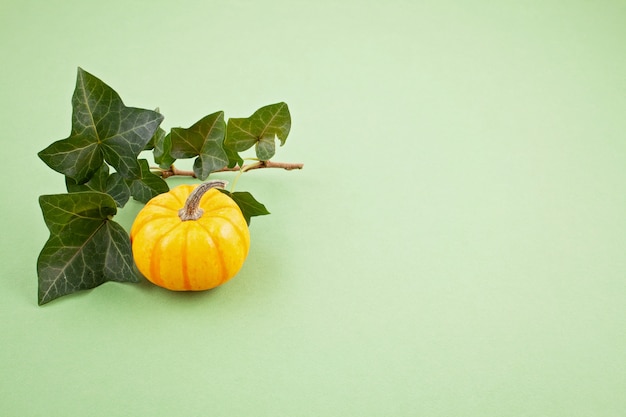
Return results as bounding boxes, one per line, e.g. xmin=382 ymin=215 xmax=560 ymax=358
xmin=156 ymin=160 xmax=304 ymax=179
xmin=35 ymin=67 xmax=303 ymax=305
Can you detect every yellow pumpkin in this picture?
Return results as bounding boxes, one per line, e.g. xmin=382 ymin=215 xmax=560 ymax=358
xmin=130 ymin=181 xmax=250 ymax=291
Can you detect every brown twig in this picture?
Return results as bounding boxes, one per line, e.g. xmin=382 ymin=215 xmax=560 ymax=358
xmin=155 ymin=161 xmax=304 ymax=179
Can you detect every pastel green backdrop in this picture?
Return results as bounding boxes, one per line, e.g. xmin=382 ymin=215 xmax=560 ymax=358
xmin=1 ymin=0 xmax=625 ymax=415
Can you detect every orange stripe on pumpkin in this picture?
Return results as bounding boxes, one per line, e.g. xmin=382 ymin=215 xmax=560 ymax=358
xmin=180 ymin=223 xmax=191 ymax=290
xmin=197 ymin=222 xmax=228 ymax=285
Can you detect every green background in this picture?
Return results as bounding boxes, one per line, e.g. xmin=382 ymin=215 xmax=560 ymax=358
xmin=1 ymin=0 xmax=625 ymax=415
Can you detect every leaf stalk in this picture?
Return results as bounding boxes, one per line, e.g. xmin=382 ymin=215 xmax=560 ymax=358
xmin=178 ymin=180 xmax=228 ymax=221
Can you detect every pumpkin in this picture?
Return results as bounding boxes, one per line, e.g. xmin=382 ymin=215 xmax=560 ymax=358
xmin=130 ymin=181 xmax=250 ymax=291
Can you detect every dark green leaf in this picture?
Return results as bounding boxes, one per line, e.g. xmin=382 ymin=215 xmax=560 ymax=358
xmin=144 ymin=125 xmax=163 ymax=151
xmin=66 ymin=163 xmax=109 ymax=194
xmin=128 ymin=159 xmax=169 ymax=203
xmin=224 ymin=143 xmax=243 ymax=169
xmin=38 ymin=67 xmax=163 ymax=183
xmin=154 ymin=132 xmax=176 ymax=169
xmin=218 ymin=189 xmax=270 ymax=225
xmin=65 ymin=164 xmax=131 ymax=208
xmin=37 ymin=192 xmax=137 ymax=305
xmin=170 ymin=111 xmax=228 ymax=180
xmin=106 ymin=173 xmax=132 ymax=207
xmin=144 ymin=109 xmax=164 ymax=150
xmin=225 ymin=102 xmax=291 ymax=161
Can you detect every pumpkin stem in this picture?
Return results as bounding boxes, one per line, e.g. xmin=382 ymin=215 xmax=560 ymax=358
xmin=178 ymin=180 xmax=228 ymax=221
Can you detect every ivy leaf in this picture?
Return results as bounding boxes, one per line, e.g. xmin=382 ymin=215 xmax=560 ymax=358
xmin=38 ymin=67 xmax=164 ymax=183
xmin=65 ymin=160 xmax=168 ymax=206
xmin=128 ymin=159 xmax=169 ymax=203
xmin=170 ymin=111 xmax=228 ymax=180
xmin=225 ymin=102 xmax=291 ymax=161
xmin=144 ymin=109 xmax=164 ymax=150
xmin=153 ymin=131 xmax=176 ymax=169
xmin=37 ymin=192 xmax=137 ymax=305
xmin=106 ymin=173 xmax=132 ymax=207
xmin=218 ymin=189 xmax=270 ymax=225
xmin=224 ymin=143 xmax=243 ymax=169
xmin=65 ymin=164 xmax=131 ymax=208
xmin=66 ymin=163 xmax=109 ymax=194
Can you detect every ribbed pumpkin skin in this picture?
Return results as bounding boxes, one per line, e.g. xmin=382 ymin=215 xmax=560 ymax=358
xmin=130 ymin=184 xmax=250 ymax=291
